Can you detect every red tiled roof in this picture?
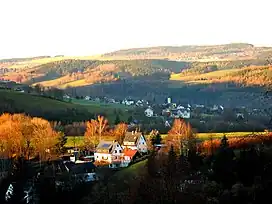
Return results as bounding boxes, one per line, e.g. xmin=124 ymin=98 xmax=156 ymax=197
xmin=123 ymin=149 xmax=138 ymax=157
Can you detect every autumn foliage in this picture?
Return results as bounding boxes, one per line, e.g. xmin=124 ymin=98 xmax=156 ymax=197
xmin=0 ymin=113 xmax=60 ymax=159
xmin=166 ymin=119 xmax=196 ymax=154
xmin=199 ymin=133 xmax=272 ymax=155
xmin=84 ymin=115 xmax=109 ymax=149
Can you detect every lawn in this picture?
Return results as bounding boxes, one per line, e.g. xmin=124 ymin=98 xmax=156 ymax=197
xmin=66 ymin=132 xmax=267 ymax=147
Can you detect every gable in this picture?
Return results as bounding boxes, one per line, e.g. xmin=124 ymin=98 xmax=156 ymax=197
xmin=137 ymin=135 xmax=146 ymax=146
xmin=111 ymin=143 xmax=123 ymax=154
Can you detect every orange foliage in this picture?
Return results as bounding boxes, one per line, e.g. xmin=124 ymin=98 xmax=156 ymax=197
xmin=113 ymin=122 xmax=128 ymax=144
xmin=0 ymin=113 xmax=60 ymax=159
xmin=199 ymin=133 xmax=272 ymax=155
xmin=84 ymin=115 xmax=109 ymax=149
xmin=166 ymin=119 xmax=196 ymax=154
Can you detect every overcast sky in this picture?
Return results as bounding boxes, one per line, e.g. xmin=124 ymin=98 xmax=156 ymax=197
xmin=0 ymin=0 xmax=271 ymax=59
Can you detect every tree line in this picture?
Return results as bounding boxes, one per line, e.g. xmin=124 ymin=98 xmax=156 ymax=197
xmin=0 ymin=113 xmax=62 ymax=160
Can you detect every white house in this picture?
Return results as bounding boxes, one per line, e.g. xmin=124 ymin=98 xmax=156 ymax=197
xmin=85 ymin=96 xmax=90 ymax=100
xmin=165 ymin=120 xmax=171 ymax=127
xmin=63 ymin=94 xmax=71 ymax=99
xmin=171 ymin=109 xmax=191 ymax=119
xmin=122 ymin=131 xmax=148 ymax=153
xmin=144 ymin=107 xmax=154 ymax=117
xmin=122 ymin=99 xmax=135 ymax=106
xmin=177 ymin=105 xmax=185 ymax=110
xmin=94 ymin=141 xmax=124 ymax=168
xmin=136 ymin=100 xmax=144 ymax=106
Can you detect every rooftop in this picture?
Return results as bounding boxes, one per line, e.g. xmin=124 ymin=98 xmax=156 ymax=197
xmin=123 ymin=131 xmax=142 ymax=143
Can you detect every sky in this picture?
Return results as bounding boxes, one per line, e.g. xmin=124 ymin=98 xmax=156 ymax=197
xmin=0 ymin=0 xmax=271 ymax=59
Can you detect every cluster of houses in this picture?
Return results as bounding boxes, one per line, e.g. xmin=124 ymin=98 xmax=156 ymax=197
xmin=69 ymin=131 xmax=148 ymax=170
xmin=145 ymin=103 xmax=191 ymax=119
xmin=94 ymin=131 xmax=148 ymax=168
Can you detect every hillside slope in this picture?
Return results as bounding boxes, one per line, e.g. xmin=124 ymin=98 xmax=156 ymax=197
xmin=171 ymin=65 xmax=272 ymax=87
xmin=0 ymin=90 xmax=128 ymax=123
xmin=2 ymin=59 xmax=189 ymax=87
xmin=102 ymin=43 xmax=272 ymax=61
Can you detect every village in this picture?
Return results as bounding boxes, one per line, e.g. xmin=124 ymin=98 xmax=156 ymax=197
xmin=76 ymin=94 xmax=258 ymax=124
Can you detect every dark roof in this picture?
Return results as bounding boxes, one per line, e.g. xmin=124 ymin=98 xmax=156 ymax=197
xmin=96 ymin=141 xmax=120 ymax=154
xmin=123 ymin=132 xmax=142 ymax=143
xmin=70 ymin=162 xmax=96 ymax=174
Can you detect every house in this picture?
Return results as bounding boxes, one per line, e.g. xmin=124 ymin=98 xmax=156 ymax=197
xmin=122 ymin=149 xmax=141 ymax=167
xmin=165 ymin=120 xmax=171 ymax=127
xmin=94 ymin=141 xmax=124 ymax=168
xmin=69 ymin=162 xmax=98 ymax=182
xmin=85 ymin=96 xmax=90 ymax=100
xmin=136 ymin=100 xmax=144 ymax=107
xmin=171 ymin=109 xmax=191 ymax=119
xmin=144 ymin=107 xmax=154 ymax=117
xmin=236 ymin=113 xmax=244 ymax=120
xmin=63 ymin=94 xmax=71 ymax=99
xmin=122 ymin=131 xmax=148 ymax=153
xmin=122 ymin=99 xmax=135 ymax=106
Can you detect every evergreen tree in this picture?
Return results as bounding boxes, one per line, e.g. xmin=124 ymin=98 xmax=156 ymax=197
xmin=166 ymin=145 xmax=177 ymax=178
xmin=127 ymin=116 xmax=133 ymax=124
xmin=114 ymin=114 xmax=121 ymax=125
xmin=213 ymin=135 xmax=236 ymax=188
xmin=147 ymin=150 xmax=157 ymax=177
xmin=151 ymin=132 xmax=162 ymax=146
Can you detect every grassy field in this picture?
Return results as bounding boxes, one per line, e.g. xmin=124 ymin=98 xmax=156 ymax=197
xmin=70 ymin=98 xmax=130 ymax=109
xmin=65 ymin=132 xmax=267 ymax=147
xmin=0 ymin=90 xmax=129 ymax=123
xmin=170 ymin=69 xmax=241 ymax=84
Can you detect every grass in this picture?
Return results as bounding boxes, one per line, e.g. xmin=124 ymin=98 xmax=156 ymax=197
xmin=65 ymin=132 xmax=267 ymax=147
xmin=111 ymin=160 xmax=147 ymax=181
xmin=170 ymin=69 xmax=241 ymax=84
xmin=107 ymin=160 xmax=147 ymax=192
xmin=0 ymin=90 xmax=129 ymax=123
xmin=70 ymin=99 xmax=130 ymax=109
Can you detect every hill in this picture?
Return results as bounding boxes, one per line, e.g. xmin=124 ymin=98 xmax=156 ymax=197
xmin=171 ymin=65 xmax=272 ymax=87
xmin=102 ymin=43 xmax=272 ymax=61
xmin=2 ymin=59 xmax=189 ymax=87
xmin=1 ymin=43 xmax=272 ymax=107
xmin=0 ymin=90 xmax=128 ymax=123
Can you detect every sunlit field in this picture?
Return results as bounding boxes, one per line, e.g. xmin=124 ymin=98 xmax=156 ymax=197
xmin=65 ymin=131 xmax=267 ymax=147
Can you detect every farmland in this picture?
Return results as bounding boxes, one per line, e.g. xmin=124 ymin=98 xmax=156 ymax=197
xmin=65 ymin=132 xmax=266 ymax=147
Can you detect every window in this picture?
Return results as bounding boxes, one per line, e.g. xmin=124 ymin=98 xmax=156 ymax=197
xmin=114 ymin=150 xmax=117 ymax=153
xmin=96 ymin=156 xmax=99 ymax=158
xmin=119 ymin=150 xmax=122 ymax=153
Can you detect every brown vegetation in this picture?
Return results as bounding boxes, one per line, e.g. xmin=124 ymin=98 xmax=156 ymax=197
xmin=0 ymin=113 xmax=60 ymax=159
xmin=166 ymin=119 xmax=196 ymax=154
xmin=199 ymin=133 xmax=272 ymax=155
xmin=84 ymin=116 xmax=110 ymax=149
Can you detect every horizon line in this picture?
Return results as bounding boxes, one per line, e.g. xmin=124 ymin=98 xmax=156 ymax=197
xmin=1 ymin=42 xmax=272 ymax=60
